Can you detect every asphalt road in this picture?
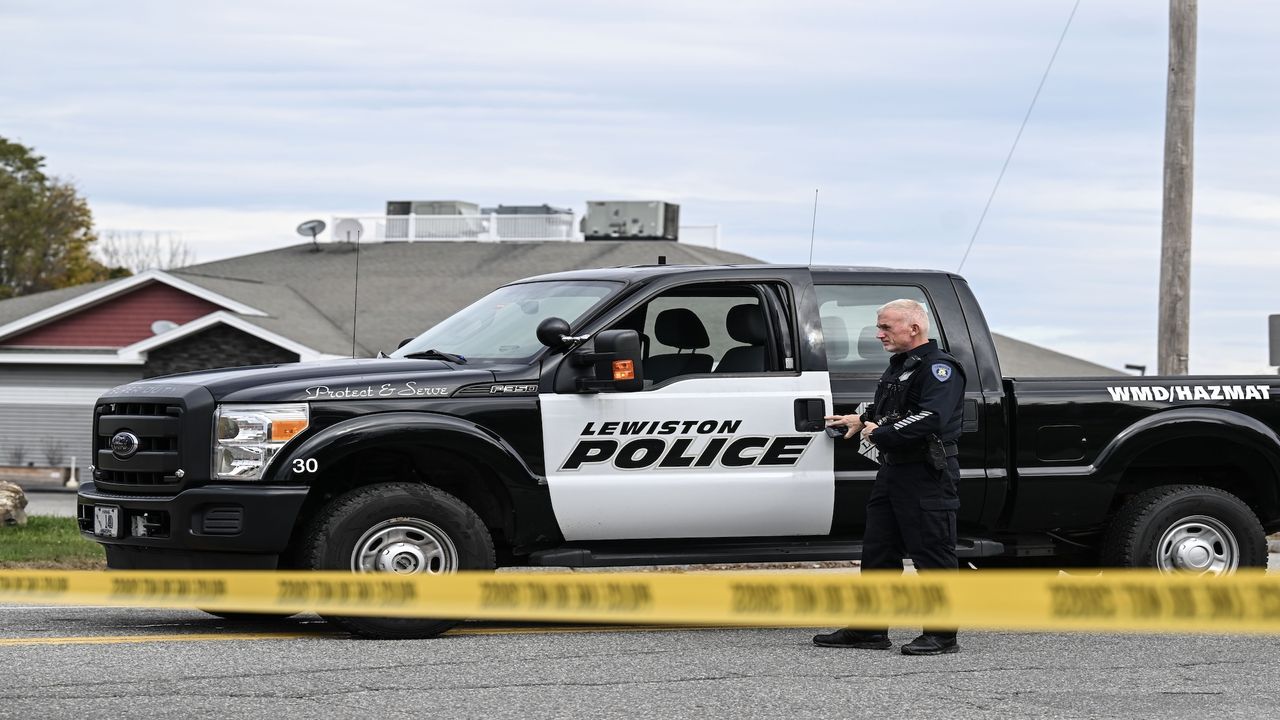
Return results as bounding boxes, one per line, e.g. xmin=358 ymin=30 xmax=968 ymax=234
xmin=11 ymin=494 xmax=1280 ymax=718
xmin=20 ymin=489 xmax=76 ymax=518
xmin=2 ymin=604 xmax=1280 ymax=720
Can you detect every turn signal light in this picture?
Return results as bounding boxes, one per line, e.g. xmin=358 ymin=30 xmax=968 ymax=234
xmin=612 ymin=360 xmax=635 ymax=381
xmin=270 ymin=418 xmax=308 ymax=441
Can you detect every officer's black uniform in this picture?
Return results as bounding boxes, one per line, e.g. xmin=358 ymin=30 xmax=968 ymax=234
xmin=861 ymin=339 xmax=965 ymax=578
xmin=813 ymin=339 xmax=966 ymax=655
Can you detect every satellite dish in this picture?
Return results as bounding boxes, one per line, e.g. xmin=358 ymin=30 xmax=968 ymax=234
xmin=150 ymin=320 xmax=179 ymax=335
xmin=333 ymin=218 xmax=364 ymax=243
xmin=296 ymin=219 xmax=326 ymax=238
xmin=296 ymin=219 xmax=326 ymax=252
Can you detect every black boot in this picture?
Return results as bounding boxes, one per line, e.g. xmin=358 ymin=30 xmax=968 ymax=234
xmin=812 ymin=628 xmax=892 ymax=649
xmin=900 ymin=632 xmax=960 ymax=655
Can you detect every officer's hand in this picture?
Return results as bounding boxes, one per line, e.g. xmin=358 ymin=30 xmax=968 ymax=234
xmin=860 ymin=422 xmax=879 ymax=442
xmin=824 ymin=414 xmax=863 ymax=440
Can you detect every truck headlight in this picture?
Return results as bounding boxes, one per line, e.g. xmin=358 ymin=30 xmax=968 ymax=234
xmin=213 ymin=404 xmax=309 ymax=481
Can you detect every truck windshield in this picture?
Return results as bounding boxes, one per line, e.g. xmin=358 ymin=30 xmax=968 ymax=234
xmin=391 ymin=280 xmax=620 ymax=363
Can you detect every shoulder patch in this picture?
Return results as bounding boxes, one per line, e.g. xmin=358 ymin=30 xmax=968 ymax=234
xmin=931 ymin=363 xmax=953 ymax=382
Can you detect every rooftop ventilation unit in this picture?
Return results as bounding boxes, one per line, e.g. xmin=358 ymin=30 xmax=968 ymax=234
xmin=385 ymin=200 xmax=483 ymax=239
xmin=481 ymin=204 xmax=573 ymax=216
xmin=583 ymin=201 xmax=679 ymax=241
xmin=408 ymin=200 xmax=480 ymax=216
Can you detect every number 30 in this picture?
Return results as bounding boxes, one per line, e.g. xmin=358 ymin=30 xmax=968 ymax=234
xmin=292 ymin=458 xmax=318 ymax=473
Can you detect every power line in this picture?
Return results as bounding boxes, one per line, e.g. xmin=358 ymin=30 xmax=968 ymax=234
xmin=957 ymin=0 xmax=1082 ymax=274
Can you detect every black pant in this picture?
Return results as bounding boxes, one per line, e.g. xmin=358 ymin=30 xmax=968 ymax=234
xmin=861 ymin=457 xmax=960 ymax=636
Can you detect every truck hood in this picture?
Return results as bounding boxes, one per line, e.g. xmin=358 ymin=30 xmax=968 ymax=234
xmin=104 ymin=358 xmax=499 ymax=403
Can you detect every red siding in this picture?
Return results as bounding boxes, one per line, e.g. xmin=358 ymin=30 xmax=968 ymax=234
xmin=1 ymin=282 xmax=222 ymax=348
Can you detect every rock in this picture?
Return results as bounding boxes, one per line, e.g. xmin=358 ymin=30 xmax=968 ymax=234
xmin=0 ymin=480 xmax=28 ymax=526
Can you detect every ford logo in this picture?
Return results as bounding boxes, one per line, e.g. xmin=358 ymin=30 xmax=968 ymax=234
xmin=110 ymin=431 xmax=141 ymax=459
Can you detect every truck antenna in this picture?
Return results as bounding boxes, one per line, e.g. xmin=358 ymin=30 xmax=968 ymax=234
xmin=350 ymin=230 xmax=361 ymax=358
xmin=807 ymin=188 xmax=819 ymax=266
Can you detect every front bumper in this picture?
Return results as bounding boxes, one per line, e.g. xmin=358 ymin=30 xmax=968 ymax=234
xmin=77 ymin=480 xmax=309 ymax=569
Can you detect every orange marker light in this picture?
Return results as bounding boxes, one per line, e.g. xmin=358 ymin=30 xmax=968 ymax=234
xmin=612 ymin=360 xmax=635 ymax=381
xmin=270 ymin=418 xmax=309 ymax=441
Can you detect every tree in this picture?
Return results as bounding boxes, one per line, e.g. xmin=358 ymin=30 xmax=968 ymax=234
xmin=0 ymin=137 xmax=119 ymax=299
xmin=96 ymin=229 xmax=195 ymax=272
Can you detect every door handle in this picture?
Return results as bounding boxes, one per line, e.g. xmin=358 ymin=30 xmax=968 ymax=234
xmin=794 ymin=398 xmax=826 ymax=432
xmin=962 ymin=398 xmax=980 ymax=433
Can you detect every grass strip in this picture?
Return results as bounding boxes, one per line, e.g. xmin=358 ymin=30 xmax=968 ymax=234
xmin=0 ymin=516 xmax=106 ymax=569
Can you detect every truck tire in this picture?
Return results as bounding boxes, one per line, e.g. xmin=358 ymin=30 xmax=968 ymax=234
xmin=1101 ymin=484 xmax=1266 ymax=573
xmin=202 ymin=610 xmax=297 ymax=622
xmin=300 ymin=482 xmax=495 ymax=639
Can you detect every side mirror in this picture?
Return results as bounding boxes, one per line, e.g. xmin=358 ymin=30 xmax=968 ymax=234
xmin=536 ymin=317 xmax=571 ymax=348
xmin=574 ymin=329 xmax=643 ymax=393
xmin=397 ymin=337 xmax=414 ymax=349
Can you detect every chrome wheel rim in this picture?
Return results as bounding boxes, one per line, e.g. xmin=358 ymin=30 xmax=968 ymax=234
xmin=350 ymin=518 xmax=459 ymax=575
xmin=1154 ymin=515 xmax=1238 ymax=575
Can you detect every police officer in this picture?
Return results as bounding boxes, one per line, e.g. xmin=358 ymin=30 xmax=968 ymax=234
xmin=814 ymin=299 xmax=966 ymax=656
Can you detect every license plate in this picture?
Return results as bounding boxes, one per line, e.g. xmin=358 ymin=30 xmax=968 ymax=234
xmin=94 ymin=505 xmax=122 ymax=538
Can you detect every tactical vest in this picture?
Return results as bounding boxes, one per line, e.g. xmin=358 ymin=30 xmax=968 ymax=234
xmin=873 ymin=346 xmax=965 ymax=467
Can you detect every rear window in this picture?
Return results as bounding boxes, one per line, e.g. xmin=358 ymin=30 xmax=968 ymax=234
xmin=815 ymin=285 xmax=942 ymax=375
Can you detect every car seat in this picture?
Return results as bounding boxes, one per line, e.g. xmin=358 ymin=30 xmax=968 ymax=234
xmin=715 ymin=304 xmax=768 ymax=373
xmin=646 ymin=308 xmax=714 ymax=383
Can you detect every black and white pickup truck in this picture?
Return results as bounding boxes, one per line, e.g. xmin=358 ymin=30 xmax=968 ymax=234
xmin=79 ymin=264 xmax=1280 ymax=637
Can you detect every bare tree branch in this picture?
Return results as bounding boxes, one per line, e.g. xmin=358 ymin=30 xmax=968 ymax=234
xmin=95 ymin=230 xmax=196 ymax=272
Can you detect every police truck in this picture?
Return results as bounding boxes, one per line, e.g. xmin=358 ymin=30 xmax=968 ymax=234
xmin=79 ymin=265 xmax=1280 ymax=637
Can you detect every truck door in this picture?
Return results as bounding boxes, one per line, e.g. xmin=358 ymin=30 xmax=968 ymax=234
xmin=540 ymin=280 xmax=835 ymax=541
xmin=814 ymin=279 xmax=989 ymax=534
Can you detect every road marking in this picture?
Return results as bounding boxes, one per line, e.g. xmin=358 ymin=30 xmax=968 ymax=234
xmin=0 ymin=633 xmax=321 ymax=647
xmin=0 ymin=606 xmax=124 ymax=611
xmin=447 ymin=624 xmax=734 ymax=636
xmin=0 ymin=624 xmax=745 ymax=647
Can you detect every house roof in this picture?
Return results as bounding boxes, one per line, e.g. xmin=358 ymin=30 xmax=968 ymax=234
xmin=992 ymin=332 xmax=1126 ymax=377
xmin=0 ymin=238 xmax=1124 ymax=376
xmin=119 ymin=311 xmax=334 ymax=362
xmin=0 ymin=280 xmax=111 ymax=328
xmin=0 ymin=270 xmax=267 ymax=345
xmin=164 ymin=273 xmax=356 ymax=357
xmin=172 ymin=240 xmax=760 ymax=356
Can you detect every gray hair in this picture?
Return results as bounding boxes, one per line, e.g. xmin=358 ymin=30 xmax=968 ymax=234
xmin=877 ymin=299 xmax=930 ymax=335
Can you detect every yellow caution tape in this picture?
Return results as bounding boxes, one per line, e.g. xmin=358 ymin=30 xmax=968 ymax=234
xmin=2 ymin=569 xmax=1280 ymax=633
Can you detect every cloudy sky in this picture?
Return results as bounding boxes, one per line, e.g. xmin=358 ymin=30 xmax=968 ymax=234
xmin=2 ymin=1 xmax=1277 ymax=374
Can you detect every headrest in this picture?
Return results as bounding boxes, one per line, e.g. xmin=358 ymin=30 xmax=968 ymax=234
xmin=726 ymin=304 xmax=767 ymax=346
xmin=821 ymin=316 xmax=849 ymax=360
xmin=655 ymin=308 xmax=710 ymax=349
xmin=858 ymin=325 xmax=885 ymax=359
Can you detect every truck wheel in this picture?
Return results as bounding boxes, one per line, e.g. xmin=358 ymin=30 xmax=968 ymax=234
xmin=300 ymin=482 xmax=495 ymax=639
xmin=1102 ymin=485 xmax=1266 ymax=573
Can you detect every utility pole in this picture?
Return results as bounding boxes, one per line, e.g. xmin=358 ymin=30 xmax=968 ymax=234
xmin=1158 ymin=0 xmax=1196 ymax=375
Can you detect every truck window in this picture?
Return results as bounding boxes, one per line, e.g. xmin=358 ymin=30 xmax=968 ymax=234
xmin=619 ymin=283 xmax=788 ymax=385
xmin=393 ymin=280 xmax=619 ymax=363
xmin=815 ymin=284 xmax=944 ymax=375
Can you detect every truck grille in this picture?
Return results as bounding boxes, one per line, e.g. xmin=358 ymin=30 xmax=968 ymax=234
xmin=94 ymin=402 xmax=184 ymax=488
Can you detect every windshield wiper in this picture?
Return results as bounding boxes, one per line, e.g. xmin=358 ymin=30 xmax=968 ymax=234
xmin=402 ymin=349 xmax=468 ymax=364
